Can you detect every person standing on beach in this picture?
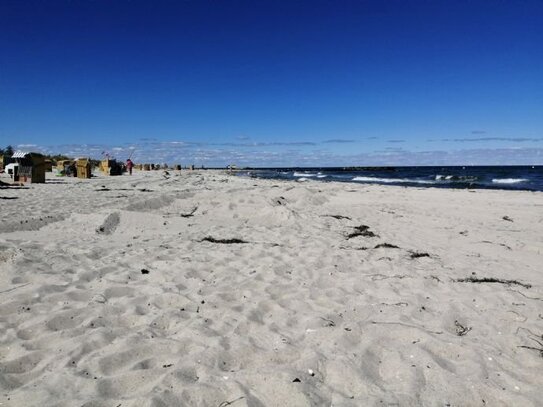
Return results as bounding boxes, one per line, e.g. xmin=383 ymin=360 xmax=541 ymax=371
xmin=126 ymin=158 xmax=134 ymax=175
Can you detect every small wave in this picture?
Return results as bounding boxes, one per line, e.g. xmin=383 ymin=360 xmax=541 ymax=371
xmin=492 ymin=178 xmax=528 ymax=184
xmin=293 ymin=172 xmax=317 ymax=177
xmin=352 ymin=176 xmax=434 ymax=184
xmin=435 ymin=174 xmax=456 ymax=181
xmin=317 ymin=174 xmax=327 ymax=178
xmin=435 ymin=174 xmax=479 ymax=182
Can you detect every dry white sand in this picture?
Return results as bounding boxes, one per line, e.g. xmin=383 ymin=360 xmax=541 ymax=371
xmin=0 ymin=170 xmax=542 ymax=406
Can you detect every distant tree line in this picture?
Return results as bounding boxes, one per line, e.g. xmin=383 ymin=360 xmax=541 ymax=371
xmin=1 ymin=144 xmax=68 ymax=161
xmin=0 ymin=145 xmax=101 ymax=167
xmin=0 ymin=145 xmax=14 ymax=157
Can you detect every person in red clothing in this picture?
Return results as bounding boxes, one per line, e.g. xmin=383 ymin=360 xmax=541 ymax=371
xmin=126 ymin=158 xmax=134 ymax=175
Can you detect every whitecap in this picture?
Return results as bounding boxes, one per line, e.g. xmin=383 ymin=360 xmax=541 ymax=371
xmin=352 ymin=176 xmax=434 ymax=184
xmin=491 ymin=178 xmax=528 ymax=184
xmin=435 ymin=174 xmax=456 ymax=181
xmin=293 ymin=172 xmax=317 ymax=177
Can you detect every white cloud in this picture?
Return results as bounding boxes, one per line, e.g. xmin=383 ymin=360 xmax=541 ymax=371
xmin=18 ymin=142 xmax=543 ymax=167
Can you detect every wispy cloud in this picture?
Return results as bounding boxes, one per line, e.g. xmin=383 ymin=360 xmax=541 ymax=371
xmin=265 ymin=141 xmax=316 ymax=146
xmin=471 ymin=130 xmax=487 ymax=135
xmin=445 ymin=137 xmax=543 ymax=142
xmin=322 ymin=139 xmax=355 ymax=144
xmin=27 ymin=141 xmax=543 ymax=166
xmin=387 ymin=139 xmax=406 ymax=143
xmin=374 ymin=148 xmax=405 ymax=154
xmin=216 ymin=141 xmax=317 ymax=147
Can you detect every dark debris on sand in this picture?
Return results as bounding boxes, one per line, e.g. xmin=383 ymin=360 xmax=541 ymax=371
xmin=324 ymin=214 xmax=352 ymax=220
xmin=201 ymin=237 xmax=248 ymax=244
xmin=346 ymin=225 xmax=378 ymax=239
xmin=375 ymin=243 xmax=400 ymax=249
xmin=518 ymin=335 xmax=543 ymax=358
xmin=456 ymin=276 xmax=531 ymax=289
xmin=454 ymin=320 xmax=472 ymax=336
xmin=180 ymin=206 xmax=198 ymax=218
xmin=409 ymin=251 xmax=431 ymax=259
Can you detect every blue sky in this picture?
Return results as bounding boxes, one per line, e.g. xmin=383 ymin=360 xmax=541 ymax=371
xmin=0 ymin=0 xmax=542 ymax=166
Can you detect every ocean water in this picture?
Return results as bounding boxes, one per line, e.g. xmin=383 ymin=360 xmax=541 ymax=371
xmin=237 ymin=166 xmax=543 ymax=192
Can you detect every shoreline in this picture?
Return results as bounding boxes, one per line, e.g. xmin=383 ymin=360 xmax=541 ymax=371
xmin=227 ymin=164 xmax=543 ymax=193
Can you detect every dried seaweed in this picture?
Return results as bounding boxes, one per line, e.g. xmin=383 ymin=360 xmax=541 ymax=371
xmin=517 ymin=334 xmax=543 ymax=358
xmin=346 ymin=225 xmax=378 ymax=239
xmin=319 ymin=317 xmax=336 ymax=327
xmin=456 ymin=276 xmax=531 ymax=289
xmin=410 ymin=251 xmax=430 ymax=259
xmin=201 ymin=237 xmax=248 ymax=244
xmin=218 ymin=396 xmax=245 ymax=407
xmin=180 ymin=206 xmax=198 ymax=218
xmin=324 ymin=214 xmax=352 ymax=220
xmin=454 ymin=320 xmax=472 ymax=336
xmin=374 ymin=243 xmax=400 ymax=249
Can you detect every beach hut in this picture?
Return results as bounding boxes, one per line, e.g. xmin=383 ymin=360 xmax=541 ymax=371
xmin=100 ymin=159 xmax=114 ymax=174
xmin=57 ymin=160 xmax=74 ymax=172
xmin=100 ymin=159 xmax=123 ymax=176
xmin=56 ymin=160 xmax=76 ymax=176
xmin=12 ymin=151 xmax=46 ymax=183
xmin=76 ymin=158 xmax=92 ymax=179
xmin=44 ymin=159 xmax=53 ymax=172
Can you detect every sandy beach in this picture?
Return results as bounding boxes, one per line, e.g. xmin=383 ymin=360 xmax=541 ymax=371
xmin=0 ymin=170 xmax=542 ymax=406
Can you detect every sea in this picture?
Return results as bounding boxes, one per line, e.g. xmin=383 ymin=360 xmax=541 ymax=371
xmin=236 ymin=166 xmax=543 ymax=192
